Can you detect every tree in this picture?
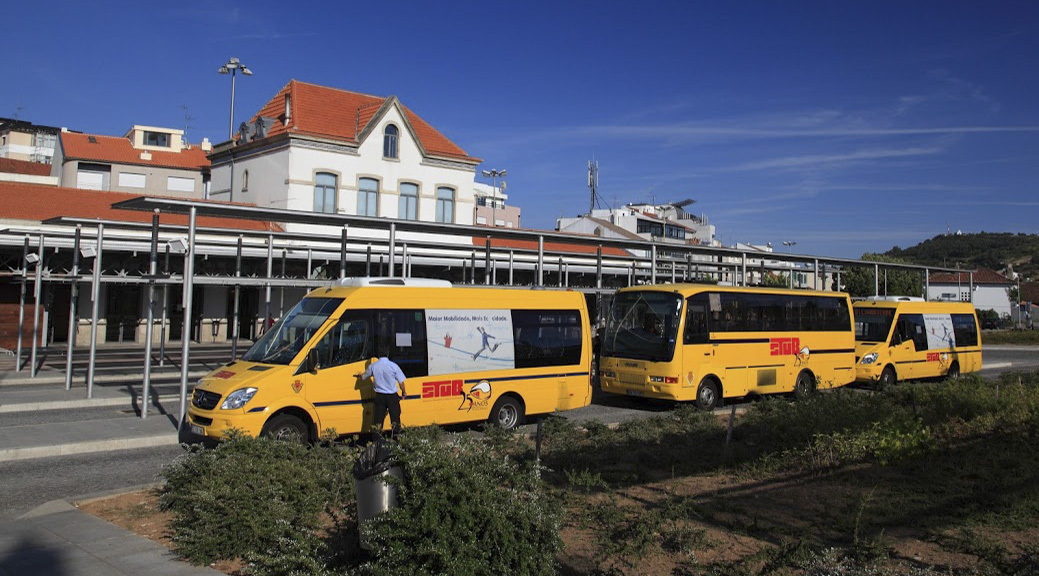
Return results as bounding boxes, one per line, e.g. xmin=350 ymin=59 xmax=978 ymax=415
xmin=759 ymin=271 xmax=789 ymax=288
xmin=836 ymin=253 xmax=922 ymax=298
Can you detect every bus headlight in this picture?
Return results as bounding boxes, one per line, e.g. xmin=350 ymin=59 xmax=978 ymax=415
xmin=860 ymin=353 xmax=878 ymax=365
xmin=221 ymin=387 xmax=258 ymax=410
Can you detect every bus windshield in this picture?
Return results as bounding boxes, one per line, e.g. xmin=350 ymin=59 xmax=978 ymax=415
xmin=855 ymin=308 xmax=895 ymax=343
xmin=242 ymin=297 xmax=343 ymax=365
xmin=603 ymin=291 xmax=682 ymax=362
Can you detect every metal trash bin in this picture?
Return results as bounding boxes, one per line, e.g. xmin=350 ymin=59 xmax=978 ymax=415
xmin=352 ymin=438 xmax=402 ymax=550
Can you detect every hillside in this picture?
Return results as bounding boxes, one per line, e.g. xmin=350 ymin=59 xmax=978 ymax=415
xmin=884 ymin=232 xmax=1039 ymax=280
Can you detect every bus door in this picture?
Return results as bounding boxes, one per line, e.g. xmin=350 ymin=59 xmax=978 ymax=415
xmin=683 ymin=294 xmax=715 ymax=393
xmin=890 ymin=313 xmax=927 ymax=379
xmin=305 ymin=310 xmax=373 ymax=435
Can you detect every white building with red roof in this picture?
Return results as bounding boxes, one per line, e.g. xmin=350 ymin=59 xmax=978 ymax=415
xmin=208 ymin=80 xmax=482 ymax=231
xmin=53 ymin=126 xmax=211 ymax=197
xmin=927 ymin=268 xmax=1014 ymax=317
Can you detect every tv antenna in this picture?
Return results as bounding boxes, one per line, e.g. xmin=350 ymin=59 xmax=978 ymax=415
xmin=179 ymin=105 xmax=194 ymax=141
xmin=587 ymin=159 xmax=599 ymax=215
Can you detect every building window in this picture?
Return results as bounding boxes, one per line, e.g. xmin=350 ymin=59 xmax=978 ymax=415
xmin=358 ymin=177 xmax=379 ymax=216
xmin=314 ymin=172 xmax=337 ymax=213
xmin=118 ymin=172 xmax=146 ymax=189
xmin=637 ymin=220 xmax=664 ymax=237
xmin=383 ymin=124 xmax=399 ymax=159
xmin=143 ymin=131 xmax=171 ymax=147
xmin=399 ymin=182 xmax=418 ymax=220
xmin=167 ymin=176 xmax=194 ymax=192
xmin=241 ymin=170 xmax=249 ymax=192
xmin=435 ymin=187 xmax=455 ymax=223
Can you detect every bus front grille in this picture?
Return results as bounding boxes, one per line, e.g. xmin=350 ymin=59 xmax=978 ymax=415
xmin=618 ymin=372 xmax=645 ymax=386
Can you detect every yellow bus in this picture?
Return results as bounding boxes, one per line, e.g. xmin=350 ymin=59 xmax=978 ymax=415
xmin=599 ymin=284 xmax=856 ymax=410
xmin=186 ymin=278 xmax=592 ymax=441
xmin=854 ymin=298 xmax=982 ymax=387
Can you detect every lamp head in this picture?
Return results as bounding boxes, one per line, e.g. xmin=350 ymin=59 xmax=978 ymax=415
xmin=167 ymin=237 xmax=189 ymax=254
xmin=25 ymin=253 xmax=39 ymax=264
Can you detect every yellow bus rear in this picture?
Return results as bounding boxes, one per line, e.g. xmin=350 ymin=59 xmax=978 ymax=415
xmin=185 ymin=280 xmax=592 ymax=441
xmin=599 ymin=284 xmax=856 ymax=410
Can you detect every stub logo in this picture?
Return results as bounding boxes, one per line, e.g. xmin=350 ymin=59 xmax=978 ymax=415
xmin=213 ymin=370 xmax=235 ymax=380
xmin=770 ymin=337 xmax=801 ymax=356
xmin=291 ymin=379 xmax=303 ymax=393
xmin=420 ymin=378 xmax=492 ymax=412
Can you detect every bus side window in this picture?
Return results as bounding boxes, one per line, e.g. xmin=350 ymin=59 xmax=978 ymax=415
xmin=313 ymin=312 xmax=370 ymax=369
xmin=684 ymin=295 xmax=709 ymax=344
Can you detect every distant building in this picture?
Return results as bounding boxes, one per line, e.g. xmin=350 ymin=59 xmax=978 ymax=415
xmin=473 ymin=182 xmax=520 ymax=228
xmin=556 ymin=200 xmax=717 ymax=247
xmin=0 ymin=117 xmax=60 ymax=164
xmin=928 ymin=268 xmax=1014 ymax=317
xmin=53 ymin=126 xmax=211 ymax=198
xmin=208 ymin=80 xmax=482 ymax=233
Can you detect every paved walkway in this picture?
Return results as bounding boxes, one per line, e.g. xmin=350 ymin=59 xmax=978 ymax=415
xmin=0 ymin=499 xmax=224 ymax=575
xmin=0 ymin=347 xmax=226 ymax=575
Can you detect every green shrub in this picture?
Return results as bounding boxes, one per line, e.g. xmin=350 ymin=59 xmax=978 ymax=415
xmin=354 ymin=427 xmax=562 ymax=576
xmin=159 ymin=434 xmax=354 ymax=565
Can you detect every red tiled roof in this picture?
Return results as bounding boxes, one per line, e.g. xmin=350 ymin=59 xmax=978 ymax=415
xmin=0 ymin=182 xmax=281 ymax=232
xmin=247 ymin=80 xmax=479 ymax=163
xmin=472 ymin=236 xmax=629 ymax=257
xmin=0 ymin=157 xmax=51 ymax=176
xmin=929 ymin=268 xmax=1012 ymax=285
xmin=1021 ymin=281 xmax=1039 ymax=305
xmin=61 ymin=132 xmax=210 ymax=170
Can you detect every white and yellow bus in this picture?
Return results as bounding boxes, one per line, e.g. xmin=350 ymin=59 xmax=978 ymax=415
xmin=854 ymin=298 xmax=982 ymax=387
xmin=186 ymin=278 xmax=592 ymax=441
xmin=599 ymin=284 xmax=856 ymax=410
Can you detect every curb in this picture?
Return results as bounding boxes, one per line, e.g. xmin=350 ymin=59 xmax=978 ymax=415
xmin=0 ymin=394 xmax=183 ymax=414
xmin=0 ymin=434 xmax=182 ymax=463
xmin=0 ymin=370 xmax=212 ymax=387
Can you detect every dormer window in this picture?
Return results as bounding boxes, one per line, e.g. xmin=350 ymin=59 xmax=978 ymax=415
xmin=383 ymin=124 xmax=399 ymax=159
xmin=143 ymin=131 xmax=170 ymax=147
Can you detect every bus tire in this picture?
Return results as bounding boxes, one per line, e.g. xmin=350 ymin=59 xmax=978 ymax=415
xmin=878 ymin=366 xmax=897 ymax=390
xmin=947 ymin=362 xmax=960 ymax=380
xmin=794 ymin=371 xmax=816 ymax=400
xmin=261 ymin=414 xmax=309 ymax=443
xmin=489 ymin=396 xmax=524 ymax=430
xmin=695 ymin=379 xmax=720 ymax=411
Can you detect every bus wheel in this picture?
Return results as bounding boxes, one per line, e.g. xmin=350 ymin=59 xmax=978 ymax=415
xmin=947 ymin=362 xmax=960 ymax=380
xmin=794 ymin=372 xmax=815 ymax=400
xmin=878 ymin=366 xmax=897 ymax=390
xmin=261 ymin=414 xmax=309 ymax=443
xmin=695 ymin=379 xmax=720 ymax=411
xmin=489 ymin=396 xmax=524 ymax=430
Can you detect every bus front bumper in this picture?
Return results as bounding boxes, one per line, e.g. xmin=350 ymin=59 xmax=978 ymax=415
xmin=186 ymin=407 xmax=267 ymax=440
xmin=600 ymin=378 xmax=681 ymax=401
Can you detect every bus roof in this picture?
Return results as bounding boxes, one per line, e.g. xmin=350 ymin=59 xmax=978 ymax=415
xmin=615 ymin=283 xmax=849 ymax=298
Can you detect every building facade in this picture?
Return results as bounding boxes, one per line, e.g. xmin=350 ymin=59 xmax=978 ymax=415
xmin=927 ymin=268 xmax=1014 ymax=317
xmin=0 ymin=118 xmax=60 ymax=164
xmin=53 ymin=126 xmax=211 ymax=197
xmin=208 ymin=80 xmax=482 ymax=234
xmin=473 ymin=182 xmax=521 ymax=228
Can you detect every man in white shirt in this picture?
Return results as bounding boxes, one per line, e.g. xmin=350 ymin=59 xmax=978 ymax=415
xmin=355 ymin=346 xmax=407 ymax=435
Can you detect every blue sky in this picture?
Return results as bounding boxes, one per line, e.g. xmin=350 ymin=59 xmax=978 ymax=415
xmin=6 ymin=1 xmax=1038 ymax=258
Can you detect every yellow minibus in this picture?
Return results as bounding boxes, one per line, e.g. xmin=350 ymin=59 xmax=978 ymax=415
xmin=186 ymin=278 xmax=592 ymax=441
xmin=854 ymin=297 xmax=982 ymax=387
xmin=599 ymin=284 xmax=856 ymax=410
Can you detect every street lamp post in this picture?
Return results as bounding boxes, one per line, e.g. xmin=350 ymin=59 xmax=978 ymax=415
xmin=481 ymin=169 xmax=506 ymax=227
xmin=218 ymin=57 xmax=252 ymax=201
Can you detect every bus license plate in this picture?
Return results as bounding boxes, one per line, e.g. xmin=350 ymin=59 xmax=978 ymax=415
xmin=626 ymin=389 xmax=643 ymax=397
xmin=190 ymin=425 xmax=204 ymax=436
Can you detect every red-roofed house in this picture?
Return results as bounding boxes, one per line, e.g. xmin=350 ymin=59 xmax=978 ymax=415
xmin=54 ymin=126 xmax=212 ymax=197
xmin=208 ymin=80 xmax=482 ymax=230
xmin=927 ymin=268 xmax=1014 ymax=317
xmin=0 ymin=157 xmax=59 ymax=186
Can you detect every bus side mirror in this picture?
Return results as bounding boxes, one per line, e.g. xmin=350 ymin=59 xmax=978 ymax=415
xmin=306 ymin=349 xmax=320 ymax=374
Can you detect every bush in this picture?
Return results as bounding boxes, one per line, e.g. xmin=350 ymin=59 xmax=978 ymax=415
xmin=159 ymin=434 xmax=354 ymax=565
xmin=354 ymin=427 xmax=562 ymax=576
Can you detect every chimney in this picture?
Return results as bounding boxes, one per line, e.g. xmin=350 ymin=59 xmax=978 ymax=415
xmin=284 ymin=94 xmax=292 ymax=126
xmin=200 ymin=137 xmax=212 ymax=152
